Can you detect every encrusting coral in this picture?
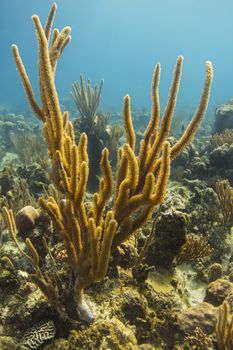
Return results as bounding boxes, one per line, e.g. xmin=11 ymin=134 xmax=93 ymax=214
xmin=5 ymin=2 xmax=213 ymax=323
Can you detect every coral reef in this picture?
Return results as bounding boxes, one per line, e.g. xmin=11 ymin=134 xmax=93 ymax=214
xmin=2 ymin=2 xmax=231 ymax=350
xmin=6 ymin=1 xmax=213 ymax=326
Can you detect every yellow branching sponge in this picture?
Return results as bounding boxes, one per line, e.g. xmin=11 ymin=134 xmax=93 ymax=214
xmin=10 ymin=3 xmax=213 ymax=323
xmin=112 ymin=57 xmax=213 ymax=249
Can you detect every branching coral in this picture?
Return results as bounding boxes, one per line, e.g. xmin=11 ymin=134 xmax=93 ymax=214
xmin=211 ymin=129 xmax=233 ymax=148
xmin=71 ymin=75 xmax=103 ymax=122
xmin=215 ymin=180 xmax=233 ymax=230
xmin=175 ymin=234 xmax=213 ymax=265
xmin=8 ymin=2 xmax=213 ymax=323
xmin=72 ymin=77 xmax=122 ymax=189
xmin=216 ymin=299 xmax=233 ymax=350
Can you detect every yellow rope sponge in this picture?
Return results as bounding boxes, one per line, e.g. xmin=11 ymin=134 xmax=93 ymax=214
xmin=112 ymin=57 xmax=212 ymax=247
xmin=10 ymin=2 xmax=213 ymax=323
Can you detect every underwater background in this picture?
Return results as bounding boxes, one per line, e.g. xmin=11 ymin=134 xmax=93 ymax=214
xmin=1 ymin=0 xmax=233 ymax=114
xmin=0 ymin=1 xmax=233 ymax=350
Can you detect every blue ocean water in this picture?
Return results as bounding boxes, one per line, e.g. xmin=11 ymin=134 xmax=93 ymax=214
xmin=0 ymin=0 xmax=233 ymax=117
